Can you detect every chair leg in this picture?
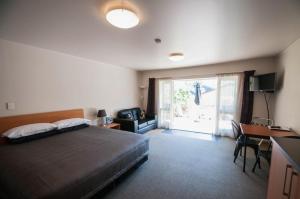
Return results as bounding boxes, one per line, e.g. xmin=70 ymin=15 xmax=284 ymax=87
xmin=233 ymin=145 xmax=237 ymax=156
xmin=254 ymin=148 xmax=258 ymax=157
xmin=254 ymin=148 xmax=262 ymax=169
xmin=234 ymin=145 xmax=241 ymax=163
xmin=233 ymin=143 xmax=239 ymax=156
xmin=252 ymin=158 xmax=258 ymax=172
xmin=252 ymin=153 xmax=260 ymax=172
xmin=234 ymin=152 xmax=238 ymax=163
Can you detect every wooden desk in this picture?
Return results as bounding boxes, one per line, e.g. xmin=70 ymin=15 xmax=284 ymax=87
xmin=240 ymin=124 xmax=297 ymax=172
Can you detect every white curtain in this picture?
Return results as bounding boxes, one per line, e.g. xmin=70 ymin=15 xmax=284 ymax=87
xmin=158 ymin=79 xmax=173 ymax=129
xmin=215 ymin=73 xmax=244 ymax=137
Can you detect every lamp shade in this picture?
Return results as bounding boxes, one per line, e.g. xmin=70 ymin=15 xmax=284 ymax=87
xmin=97 ymin=109 xmax=107 ymax=117
xmin=169 ymin=53 xmax=184 ymax=62
xmin=106 ymin=8 xmax=139 ymax=29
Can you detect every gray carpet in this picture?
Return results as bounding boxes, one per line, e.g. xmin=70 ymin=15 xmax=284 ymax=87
xmin=102 ymin=130 xmax=268 ymax=199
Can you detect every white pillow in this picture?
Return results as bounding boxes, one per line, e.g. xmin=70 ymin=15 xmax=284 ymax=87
xmin=2 ymin=123 xmax=57 ymax=139
xmin=53 ymin=118 xmax=91 ymax=130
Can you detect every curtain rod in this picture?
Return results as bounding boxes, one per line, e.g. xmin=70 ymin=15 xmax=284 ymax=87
xmin=152 ymin=71 xmax=243 ymax=80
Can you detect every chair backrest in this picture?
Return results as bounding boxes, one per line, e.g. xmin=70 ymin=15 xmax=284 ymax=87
xmin=117 ymin=107 xmax=141 ymax=120
xmin=231 ymin=120 xmax=242 ymax=140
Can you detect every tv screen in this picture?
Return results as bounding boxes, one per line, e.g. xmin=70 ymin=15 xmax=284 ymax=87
xmin=250 ymin=73 xmax=276 ymax=92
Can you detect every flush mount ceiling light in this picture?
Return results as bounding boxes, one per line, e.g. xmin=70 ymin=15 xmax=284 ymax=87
xmin=106 ymin=8 xmax=139 ymax=29
xmin=169 ymin=53 xmax=184 ymax=62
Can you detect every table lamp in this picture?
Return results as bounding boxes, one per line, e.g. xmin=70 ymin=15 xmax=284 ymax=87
xmin=97 ymin=109 xmax=107 ymax=126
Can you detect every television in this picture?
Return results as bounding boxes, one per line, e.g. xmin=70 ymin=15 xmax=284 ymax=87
xmin=250 ymin=73 xmax=276 ymax=92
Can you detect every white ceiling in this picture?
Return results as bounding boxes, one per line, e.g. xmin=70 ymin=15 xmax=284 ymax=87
xmin=1 ymin=0 xmax=300 ymax=70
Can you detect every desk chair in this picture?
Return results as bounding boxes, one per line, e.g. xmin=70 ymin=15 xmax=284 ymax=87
xmin=252 ymin=136 xmax=300 ymax=172
xmin=232 ymin=120 xmax=260 ymax=164
xmin=252 ymin=139 xmax=272 ymax=172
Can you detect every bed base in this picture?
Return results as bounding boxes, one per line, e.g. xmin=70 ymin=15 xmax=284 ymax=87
xmin=88 ymin=154 xmax=149 ymax=198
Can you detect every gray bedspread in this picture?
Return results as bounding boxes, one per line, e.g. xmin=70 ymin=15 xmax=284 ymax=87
xmin=0 ymin=126 xmax=149 ymax=199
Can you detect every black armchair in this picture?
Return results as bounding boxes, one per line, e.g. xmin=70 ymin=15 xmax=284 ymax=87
xmin=114 ymin=107 xmax=157 ymax=134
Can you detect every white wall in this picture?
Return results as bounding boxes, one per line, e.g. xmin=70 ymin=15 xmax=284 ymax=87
xmin=0 ymin=38 xmax=280 ymax=123
xmin=274 ymin=38 xmax=300 ymax=133
xmin=139 ymin=57 xmax=277 ymax=119
xmin=0 ymin=39 xmax=139 ymax=119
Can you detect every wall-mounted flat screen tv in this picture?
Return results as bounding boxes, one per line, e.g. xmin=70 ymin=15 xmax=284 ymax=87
xmin=250 ymin=73 xmax=276 ymax=92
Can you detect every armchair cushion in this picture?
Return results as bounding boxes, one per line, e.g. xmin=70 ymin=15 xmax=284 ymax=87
xmin=140 ymin=110 xmax=146 ymax=120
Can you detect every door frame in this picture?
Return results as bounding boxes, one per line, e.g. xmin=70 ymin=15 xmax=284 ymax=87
xmin=158 ymin=74 xmax=240 ymax=135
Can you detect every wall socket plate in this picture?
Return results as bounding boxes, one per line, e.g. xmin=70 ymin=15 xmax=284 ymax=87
xmin=6 ymin=102 xmax=15 ymax=110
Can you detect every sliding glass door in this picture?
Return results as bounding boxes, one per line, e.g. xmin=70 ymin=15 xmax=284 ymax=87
xmin=172 ymin=77 xmax=217 ymax=134
xmin=158 ymin=74 xmax=240 ymax=136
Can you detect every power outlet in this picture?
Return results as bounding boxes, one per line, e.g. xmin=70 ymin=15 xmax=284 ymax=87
xmin=6 ymin=102 xmax=15 ymax=110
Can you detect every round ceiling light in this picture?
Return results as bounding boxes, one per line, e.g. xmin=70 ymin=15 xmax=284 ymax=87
xmin=169 ymin=53 xmax=184 ymax=62
xmin=106 ymin=8 xmax=139 ymax=29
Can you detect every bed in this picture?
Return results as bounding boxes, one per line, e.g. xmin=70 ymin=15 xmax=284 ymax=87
xmin=0 ymin=109 xmax=149 ymax=199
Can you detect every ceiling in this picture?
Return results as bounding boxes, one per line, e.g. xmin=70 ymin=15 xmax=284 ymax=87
xmin=1 ymin=0 xmax=300 ymax=70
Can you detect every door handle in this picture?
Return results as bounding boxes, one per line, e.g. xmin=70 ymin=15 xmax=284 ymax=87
xmin=288 ymin=170 xmax=298 ymax=199
xmin=283 ymin=165 xmax=292 ymax=197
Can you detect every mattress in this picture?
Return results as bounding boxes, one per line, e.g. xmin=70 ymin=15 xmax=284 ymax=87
xmin=0 ymin=126 xmax=149 ymax=199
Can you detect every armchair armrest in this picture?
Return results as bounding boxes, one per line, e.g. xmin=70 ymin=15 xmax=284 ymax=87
xmin=113 ymin=118 xmax=138 ymax=133
xmin=146 ymin=114 xmax=158 ymax=121
xmin=145 ymin=114 xmax=158 ymax=128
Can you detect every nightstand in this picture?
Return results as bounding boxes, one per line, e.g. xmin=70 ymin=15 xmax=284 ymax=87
xmin=100 ymin=123 xmax=120 ymax=130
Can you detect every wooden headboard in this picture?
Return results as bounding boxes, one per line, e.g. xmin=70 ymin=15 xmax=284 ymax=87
xmin=0 ymin=109 xmax=84 ymax=135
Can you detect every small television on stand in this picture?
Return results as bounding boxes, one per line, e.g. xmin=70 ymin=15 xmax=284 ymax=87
xmin=249 ymin=73 xmax=276 ymax=126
